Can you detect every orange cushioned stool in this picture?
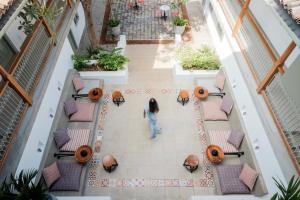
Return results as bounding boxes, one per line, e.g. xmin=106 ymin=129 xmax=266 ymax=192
xmin=177 ymin=90 xmax=189 ymax=106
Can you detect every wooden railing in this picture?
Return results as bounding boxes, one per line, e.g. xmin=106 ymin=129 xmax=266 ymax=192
xmin=217 ymin=0 xmax=300 ymax=174
xmin=0 ymin=0 xmax=74 ymax=169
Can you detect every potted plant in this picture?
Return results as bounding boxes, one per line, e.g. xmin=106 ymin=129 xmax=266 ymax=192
xmin=172 ymin=16 xmax=188 ymax=35
xmin=175 ymin=45 xmax=220 ymax=70
xmin=0 ymin=169 xmax=56 ymax=200
xmin=108 ymin=19 xmax=121 ymax=36
xmin=271 ymin=175 xmax=300 ymax=200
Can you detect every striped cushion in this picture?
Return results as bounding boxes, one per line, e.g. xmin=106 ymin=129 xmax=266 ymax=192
xmin=208 ymin=130 xmax=238 ymax=153
xmin=217 ymin=165 xmax=250 ymax=194
xmin=60 ymin=129 xmax=90 ymax=152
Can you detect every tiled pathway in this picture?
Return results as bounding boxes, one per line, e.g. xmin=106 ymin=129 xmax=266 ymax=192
xmin=84 ymin=45 xmax=216 ymax=199
xmin=108 ymin=0 xmax=178 ymax=40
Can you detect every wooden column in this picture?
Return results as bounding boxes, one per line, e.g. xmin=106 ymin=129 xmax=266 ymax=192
xmin=0 ymin=65 xmax=32 ymax=105
xmin=257 ymin=41 xmax=296 ymax=93
xmin=67 ymin=0 xmax=73 ymax=8
xmin=232 ymin=0 xmax=251 ymax=36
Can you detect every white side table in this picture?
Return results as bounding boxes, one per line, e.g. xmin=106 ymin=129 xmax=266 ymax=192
xmin=160 ymin=5 xmax=170 ymax=21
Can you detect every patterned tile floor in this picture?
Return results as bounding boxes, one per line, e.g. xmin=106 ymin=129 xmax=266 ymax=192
xmin=83 ymin=44 xmax=218 ymax=199
xmin=107 ymin=0 xmax=180 ymax=40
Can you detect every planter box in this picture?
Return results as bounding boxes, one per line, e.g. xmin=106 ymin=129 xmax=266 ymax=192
xmin=173 ymin=59 xmax=219 ymax=83
xmin=79 ymin=35 xmax=128 ymax=85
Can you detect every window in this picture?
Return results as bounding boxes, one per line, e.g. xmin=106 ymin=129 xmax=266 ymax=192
xmin=0 ymin=36 xmax=17 ymax=71
xmin=68 ymin=31 xmax=78 ymax=52
xmin=74 ymin=13 xmax=79 ymax=26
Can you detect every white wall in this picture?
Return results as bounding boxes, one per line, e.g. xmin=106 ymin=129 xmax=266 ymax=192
xmin=5 ymin=17 xmax=27 ymax=51
xmin=16 ymin=39 xmax=74 ymax=174
xmin=200 ymin=1 xmax=288 ymax=199
xmin=70 ymin=2 xmax=85 ymax=47
xmin=249 ymin=0 xmax=300 ymax=68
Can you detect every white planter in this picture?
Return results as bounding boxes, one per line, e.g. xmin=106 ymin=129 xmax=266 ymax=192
xmin=175 ymin=25 xmax=186 ymax=35
xmin=79 ymin=35 xmax=128 ymax=85
xmin=111 ymin=25 xmax=120 ymax=36
xmin=173 ymin=59 xmax=219 ymax=83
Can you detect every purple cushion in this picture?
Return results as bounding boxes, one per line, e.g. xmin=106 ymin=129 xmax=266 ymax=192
xmin=216 ymin=165 xmax=250 ymax=194
xmin=54 ymin=128 xmax=70 ymax=148
xmin=227 ymin=130 xmax=245 ymax=149
xmin=220 ymin=95 xmax=234 ymax=115
xmin=50 ymin=162 xmax=83 ymax=191
xmin=64 ymin=99 xmax=78 ymax=118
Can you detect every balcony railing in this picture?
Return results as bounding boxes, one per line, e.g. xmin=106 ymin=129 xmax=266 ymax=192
xmin=0 ymin=0 xmax=73 ymax=169
xmin=217 ymin=0 xmax=300 ymax=173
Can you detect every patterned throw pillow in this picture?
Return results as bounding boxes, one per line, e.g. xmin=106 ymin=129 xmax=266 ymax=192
xmin=54 ymin=128 xmax=70 ymax=148
xmin=64 ymin=99 xmax=78 ymax=118
xmin=227 ymin=130 xmax=245 ymax=149
xmin=239 ymin=163 xmax=259 ymax=191
xmin=220 ymin=95 xmax=234 ymax=115
xmin=42 ymin=162 xmax=61 ymax=188
xmin=72 ymin=77 xmax=85 ymax=93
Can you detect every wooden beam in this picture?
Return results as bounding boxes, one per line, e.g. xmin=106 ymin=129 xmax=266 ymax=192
xmin=232 ymin=0 xmax=251 ymax=36
xmin=67 ymin=0 xmax=73 ymax=8
xmin=41 ymin=17 xmax=54 ymax=38
xmin=257 ymin=41 xmax=296 ymax=93
xmin=0 ymin=65 xmax=32 ymax=105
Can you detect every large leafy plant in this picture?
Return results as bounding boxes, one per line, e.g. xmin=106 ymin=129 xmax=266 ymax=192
xmin=271 ymin=175 xmax=300 ymax=200
xmin=18 ymin=0 xmax=62 ymax=35
xmin=0 ymin=169 xmax=50 ymax=200
xmin=96 ymin=48 xmax=129 ymax=71
xmin=72 ymin=54 xmax=88 ymax=71
xmin=176 ymin=45 xmax=220 ymax=70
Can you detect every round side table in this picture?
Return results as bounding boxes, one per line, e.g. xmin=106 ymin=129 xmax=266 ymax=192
xmin=194 ymin=86 xmax=208 ymax=100
xmin=88 ymin=88 xmax=103 ymax=102
xmin=206 ymin=144 xmax=224 ymax=164
xmin=75 ymin=145 xmax=93 ymax=164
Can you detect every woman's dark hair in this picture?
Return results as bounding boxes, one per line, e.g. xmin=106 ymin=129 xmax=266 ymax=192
xmin=149 ymin=98 xmax=159 ymax=113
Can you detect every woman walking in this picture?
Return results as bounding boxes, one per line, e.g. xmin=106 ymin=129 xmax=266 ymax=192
xmin=144 ymin=98 xmax=161 ymax=139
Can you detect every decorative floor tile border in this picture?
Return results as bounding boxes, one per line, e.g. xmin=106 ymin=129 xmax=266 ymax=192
xmin=88 ymin=178 xmax=214 ymax=188
xmin=87 ymin=87 xmax=215 ymax=189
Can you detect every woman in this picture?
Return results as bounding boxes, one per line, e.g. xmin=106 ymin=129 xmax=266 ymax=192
xmin=144 ymin=98 xmax=161 ymax=139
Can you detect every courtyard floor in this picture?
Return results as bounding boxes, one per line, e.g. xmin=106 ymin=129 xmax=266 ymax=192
xmin=84 ymin=45 xmax=216 ymax=199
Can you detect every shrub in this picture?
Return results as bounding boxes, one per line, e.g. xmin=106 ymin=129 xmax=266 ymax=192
xmin=172 ymin=16 xmax=188 ymax=26
xmin=108 ymin=19 xmax=120 ymax=27
xmin=72 ymin=54 xmax=88 ymax=71
xmin=96 ymin=48 xmax=129 ymax=71
xmin=176 ymin=45 xmax=220 ymax=70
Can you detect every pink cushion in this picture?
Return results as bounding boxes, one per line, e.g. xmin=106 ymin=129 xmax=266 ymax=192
xmin=208 ymin=130 xmax=238 ymax=153
xmin=73 ymin=77 xmax=85 ymax=93
xmin=43 ymin=162 xmax=61 ymax=188
xmin=203 ymin=100 xmax=228 ymax=121
xmin=214 ymin=73 xmax=226 ymax=90
xmin=239 ymin=163 xmax=259 ymax=191
xmin=60 ymin=129 xmax=90 ymax=151
xmin=69 ymin=102 xmax=95 ymax=122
